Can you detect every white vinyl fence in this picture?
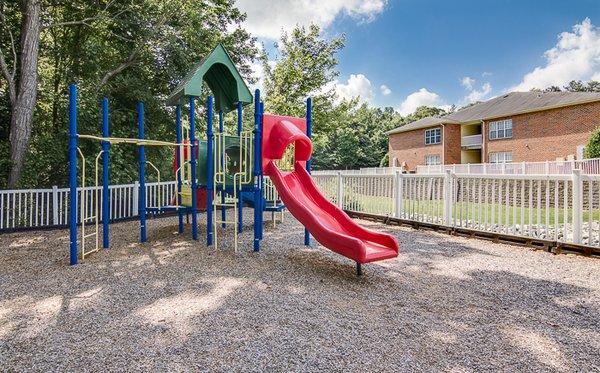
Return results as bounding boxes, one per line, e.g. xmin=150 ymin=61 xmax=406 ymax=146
xmin=0 ymin=181 xmax=177 ymax=231
xmin=416 ymin=158 xmax=600 ymax=175
xmin=3 ymin=172 xmax=600 ymax=249
xmin=317 ymin=158 xmax=600 ymax=176
xmin=313 ymin=170 xmax=600 ymax=248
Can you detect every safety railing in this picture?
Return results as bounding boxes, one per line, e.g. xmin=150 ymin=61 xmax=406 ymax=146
xmin=0 ymin=181 xmax=176 ymax=231
xmin=5 ymin=171 xmax=600 ymax=249
xmin=313 ymin=170 xmax=600 ymax=248
xmin=416 ymin=158 xmax=600 ymax=175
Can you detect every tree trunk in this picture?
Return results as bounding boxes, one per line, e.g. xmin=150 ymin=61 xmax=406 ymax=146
xmin=7 ymin=0 xmax=41 ymax=188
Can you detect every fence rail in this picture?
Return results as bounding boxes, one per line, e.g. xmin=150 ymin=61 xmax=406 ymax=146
xmin=3 ymin=172 xmax=599 ymax=250
xmin=312 ymin=170 xmax=600 ymax=248
xmin=416 ymin=158 xmax=600 ymax=175
xmin=315 ymin=158 xmax=600 ymax=176
xmin=0 ymin=181 xmax=176 ymax=231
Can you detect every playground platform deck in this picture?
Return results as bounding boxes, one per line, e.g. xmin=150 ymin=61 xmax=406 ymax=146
xmin=0 ymin=212 xmax=598 ymax=371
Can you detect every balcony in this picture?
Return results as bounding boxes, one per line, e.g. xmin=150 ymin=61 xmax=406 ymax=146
xmin=461 ymin=134 xmax=483 ymax=149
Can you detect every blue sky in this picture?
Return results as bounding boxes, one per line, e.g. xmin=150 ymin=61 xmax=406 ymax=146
xmin=236 ymin=0 xmax=600 ymax=114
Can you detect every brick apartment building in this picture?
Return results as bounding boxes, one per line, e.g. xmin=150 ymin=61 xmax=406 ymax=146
xmin=387 ymin=91 xmax=600 ymax=171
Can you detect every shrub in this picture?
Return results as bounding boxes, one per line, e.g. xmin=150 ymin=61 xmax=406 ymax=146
xmin=586 ymin=127 xmax=600 ymax=158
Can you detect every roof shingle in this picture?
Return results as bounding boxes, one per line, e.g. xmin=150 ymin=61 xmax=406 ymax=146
xmin=387 ymin=91 xmax=600 ymax=135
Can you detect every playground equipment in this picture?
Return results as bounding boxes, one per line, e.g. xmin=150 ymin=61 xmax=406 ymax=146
xmin=68 ymin=44 xmax=398 ymax=274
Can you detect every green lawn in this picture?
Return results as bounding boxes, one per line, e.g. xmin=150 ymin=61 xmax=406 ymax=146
xmin=336 ymin=193 xmax=599 ymax=226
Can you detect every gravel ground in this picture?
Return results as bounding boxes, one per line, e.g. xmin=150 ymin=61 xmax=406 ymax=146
xmin=0 ymin=211 xmax=599 ymax=372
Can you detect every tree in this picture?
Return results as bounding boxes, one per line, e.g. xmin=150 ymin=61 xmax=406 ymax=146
xmin=586 ymin=127 xmax=600 ymax=159
xmin=1 ymin=0 xmax=42 ymax=188
xmin=539 ymin=80 xmax=600 ymax=93
xmin=543 ymin=85 xmax=561 ymax=92
xmin=1 ymin=0 xmax=128 ymax=187
xmin=564 ymin=80 xmax=586 ymax=92
xmin=262 ymin=24 xmax=345 ymax=118
xmin=316 ymin=104 xmax=401 ymax=170
xmin=0 ymin=0 xmax=258 ymax=188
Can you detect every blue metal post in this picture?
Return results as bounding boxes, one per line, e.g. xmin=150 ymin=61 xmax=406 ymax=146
xmin=206 ymin=96 xmax=214 ymax=246
xmin=219 ymin=110 xmax=226 ymax=228
xmin=175 ymin=104 xmax=184 ymax=233
xmin=258 ymin=102 xmax=265 ymax=240
xmin=253 ymin=90 xmax=261 ymax=251
xmin=101 ymin=97 xmax=110 ymax=249
xmin=304 ymin=97 xmax=312 ymax=246
xmin=138 ymin=102 xmax=147 ymax=243
xmin=237 ymin=101 xmax=243 ymax=233
xmin=68 ymin=83 xmax=78 ymax=265
xmin=189 ymin=96 xmax=198 ymax=240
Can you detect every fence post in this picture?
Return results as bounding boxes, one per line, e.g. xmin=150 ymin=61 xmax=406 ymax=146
xmin=336 ymin=171 xmax=343 ymax=208
xmin=443 ymin=170 xmax=453 ymax=226
xmin=52 ymin=186 xmax=59 ymax=225
xmin=395 ymin=171 xmax=403 ymax=218
xmin=572 ymin=169 xmax=583 ymax=244
xmin=522 ymin=161 xmax=526 ymax=174
xmin=133 ymin=181 xmax=139 ymax=216
xmin=545 ymin=161 xmax=550 ymax=174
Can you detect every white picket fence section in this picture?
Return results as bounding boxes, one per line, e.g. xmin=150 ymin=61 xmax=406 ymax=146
xmin=312 ymin=170 xmax=600 ymax=248
xmin=3 ymin=172 xmax=600 ymax=249
xmin=315 ymin=158 xmax=600 ymax=176
xmin=312 ymin=167 xmax=405 ymax=176
xmin=416 ymin=158 xmax=600 ymax=175
xmin=0 ymin=181 xmax=177 ymax=230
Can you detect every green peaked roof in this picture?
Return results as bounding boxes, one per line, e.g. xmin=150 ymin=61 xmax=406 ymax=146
xmin=166 ymin=44 xmax=253 ymax=112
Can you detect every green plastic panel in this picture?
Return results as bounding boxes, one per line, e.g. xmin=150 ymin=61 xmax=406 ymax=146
xmin=196 ymin=135 xmax=253 ymax=187
xmin=166 ymin=44 xmax=253 ymax=113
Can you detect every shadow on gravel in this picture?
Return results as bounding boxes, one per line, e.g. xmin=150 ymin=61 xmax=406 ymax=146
xmin=0 ymin=216 xmax=598 ymax=371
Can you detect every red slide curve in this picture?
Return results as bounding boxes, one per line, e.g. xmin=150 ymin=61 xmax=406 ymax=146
xmin=263 ymin=115 xmax=399 ymax=264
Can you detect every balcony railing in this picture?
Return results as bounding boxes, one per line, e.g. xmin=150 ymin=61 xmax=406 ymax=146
xmin=461 ymin=134 xmax=483 ymax=147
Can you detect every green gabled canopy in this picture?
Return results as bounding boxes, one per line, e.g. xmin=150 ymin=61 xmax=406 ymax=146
xmin=166 ymin=44 xmax=253 ymax=112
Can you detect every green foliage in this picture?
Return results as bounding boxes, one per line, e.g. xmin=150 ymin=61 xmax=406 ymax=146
xmin=262 ymin=24 xmax=345 ymax=118
xmin=541 ymin=80 xmax=600 ymax=93
xmin=586 ymin=127 xmax=600 ymax=159
xmin=1 ymin=7 xmax=455 ymax=188
xmin=0 ymin=0 xmax=258 ymax=188
xmin=313 ymin=104 xmax=401 ymax=170
xmin=261 ymin=25 xmax=429 ymax=171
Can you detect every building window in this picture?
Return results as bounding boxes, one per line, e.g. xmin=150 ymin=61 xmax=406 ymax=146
xmin=489 ymin=119 xmax=512 ymax=140
xmin=425 ymin=154 xmax=441 ymax=165
xmin=489 ymin=151 xmax=513 ymax=164
xmin=425 ymin=128 xmax=442 ymax=145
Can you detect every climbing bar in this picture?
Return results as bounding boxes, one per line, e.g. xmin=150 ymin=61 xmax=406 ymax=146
xmin=77 ymin=134 xmax=180 ymax=147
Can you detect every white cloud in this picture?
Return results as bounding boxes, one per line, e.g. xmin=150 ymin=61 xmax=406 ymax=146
xmin=331 ymin=74 xmax=374 ymax=103
xmin=463 ymin=82 xmax=492 ymax=104
xmin=235 ymin=0 xmax=387 ymax=39
xmin=460 ymin=75 xmax=492 ymax=103
xmin=461 ymin=76 xmax=475 ymax=90
xmin=248 ymin=42 xmax=275 ymax=92
xmin=482 ymin=72 xmax=493 ymax=77
xmin=396 ymin=88 xmax=450 ymax=116
xmin=380 ymin=84 xmax=392 ymax=96
xmin=511 ymin=18 xmax=600 ymax=91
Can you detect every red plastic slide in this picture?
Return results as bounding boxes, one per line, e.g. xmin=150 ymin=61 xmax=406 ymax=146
xmin=263 ymin=114 xmax=399 ymax=264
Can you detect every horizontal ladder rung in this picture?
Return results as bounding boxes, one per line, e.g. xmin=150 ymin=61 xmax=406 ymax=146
xmin=82 ymin=216 xmax=96 ymax=222
xmin=83 ymin=232 xmax=97 ymax=239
